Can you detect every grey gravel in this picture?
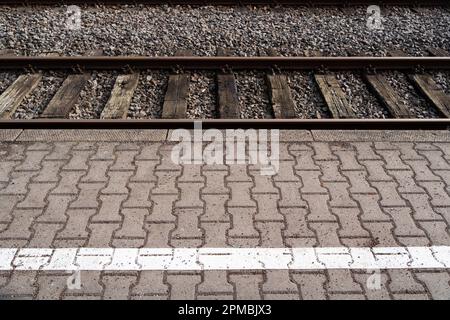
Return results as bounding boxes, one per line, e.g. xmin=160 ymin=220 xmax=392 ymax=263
xmin=335 ymin=72 xmax=388 ymax=118
xmin=385 ymin=71 xmax=439 ymax=118
xmin=0 ymin=72 xmax=19 ymax=94
xmin=432 ymin=71 xmax=450 ymax=96
xmin=0 ymin=5 xmax=448 ymax=57
xmin=69 ymin=71 xmax=117 ymax=119
xmin=287 ymin=72 xmax=330 ymax=119
xmin=13 ymin=71 xmax=65 ymax=119
xmin=187 ymin=72 xmax=217 ymax=119
xmin=0 ymin=5 xmax=449 ymax=119
xmin=128 ymin=71 xmax=167 ymax=119
xmin=236 ymin=72 xmax=271 ymax=119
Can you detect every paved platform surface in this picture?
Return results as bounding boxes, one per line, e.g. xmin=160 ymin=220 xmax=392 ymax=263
xmin=1 ymin=129 xmax=450 ymax=300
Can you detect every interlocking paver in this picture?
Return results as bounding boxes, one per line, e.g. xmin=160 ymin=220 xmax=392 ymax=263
xmin=229 ymin=272 xmax=263 ymax=300
xmin=1 ymin=134 xmax=450 ymax=299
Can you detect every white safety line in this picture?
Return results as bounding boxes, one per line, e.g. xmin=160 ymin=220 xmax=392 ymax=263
xmin=0 ymin=246 xmax=449 ymax=271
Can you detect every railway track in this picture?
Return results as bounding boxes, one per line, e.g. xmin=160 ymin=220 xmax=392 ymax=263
xmin=0 ymin=1 xmax=448 ymax=5
xmin=0 ymin=49 xmax=449 ymax=129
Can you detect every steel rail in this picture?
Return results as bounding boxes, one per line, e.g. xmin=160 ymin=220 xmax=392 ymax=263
xmin=1 ymin=56 xmax=450 ymax=71
xmin=0 ymin=1 xmax=448 ymax=5
xmin=0 ymin=119 xmax=449 ymax=130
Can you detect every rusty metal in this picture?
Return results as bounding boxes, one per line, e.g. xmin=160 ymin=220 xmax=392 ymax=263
xmin=0 ymin=1 xmax=448 ymax=5
xmin=0 ymin=119 xmax=449 ymax=130
xmin=1 ymin=56 xmax=450 ymax=71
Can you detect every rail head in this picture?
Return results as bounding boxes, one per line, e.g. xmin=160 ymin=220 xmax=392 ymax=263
xmin=1 ymin=56 xmax=450 ymax=71
xmin=1 ymin=119 xmax=450 ymax=130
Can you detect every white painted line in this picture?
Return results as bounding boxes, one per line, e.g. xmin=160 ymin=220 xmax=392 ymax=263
xmin=0 ymin=247 xmax=448 ymax=271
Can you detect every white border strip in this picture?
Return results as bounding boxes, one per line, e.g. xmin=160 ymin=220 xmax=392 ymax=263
xmin=0 ymin=247 xmax=449 ymax=271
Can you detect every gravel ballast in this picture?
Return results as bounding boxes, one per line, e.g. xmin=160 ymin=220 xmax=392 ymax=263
xmin=0 ymin=5 xmax=449 ymax=119
xmin=0 ymin=5 xmax=448 ymax=57
xmin=13 ymin=71 xmax=65 ymax=119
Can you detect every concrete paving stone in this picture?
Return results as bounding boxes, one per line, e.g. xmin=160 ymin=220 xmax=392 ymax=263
xmin=406 ymin=160 xmax=441 ymax=181
xmin=326 ymin=269 xmax=364 ymax=294
xmin=175 ymin=182 xmax=204 ymax=208
xmin=0 ymin=271 xmax=37 ymax=297
xmin=37 ymin=195 xmax=75 ymax=223
xmin=418 ymin=150 xmax=450 ymax=170
xmin=414 ymin=272 xmax=450 ymax=300
xmin=376 ymin=150 xmax=410 ymax=170
xmin=353 ymin=271 xmax=391 ymax=300
xmin=81 ymin=160 xmax=113 ymax=183
xmin=282 ymin=208 xmax=315 ymax=238
xmin=63 ymin=150 xmax=94 ymax=171
xmin=317 ymin=160 xmax=346 ymax=182
xmin=401 ymin=193 xmax=443 ymax=220
xmin=92 ymin=194 xmax=127 ymax=222
xmin=1 ymin=134 xmax=450 ymax=299
xmin=253 ymin=194 xmax=283 ymax=222
xmin=166 ymin=273 xmax=201 ymax=300
xmin=388 ymin=269 xmax=426 ymax=293
xmin=152 ymin=171 xmax=181 ymax=194
xmin=332 ymin=208 xmax=370 ymax=238
xmin=419 ymin=221 xmax=450 ymax=245
xmin=123 ymin=182 xmax=154 ymax=208
xmin=33 ymin=161 xmax=65 ymax=183
xmin=228 ymin=273 xmax=263 ymax=300
xmin=171 ymin=208 xmax=203 ymax=246
xmin=144 ymin=223 xmax=174 ymax=248
xmin=256 ymin=222 xmax=285 ymax=247
xmin=0 ymin=208 xmax=42 ymax=240
xmin=273 ymin=160 xmax=300 ymax=182
xmin=202 ymin=170 xmax=228 ymax=194
xmin=384 ymin=207 xmax=427 ymax=238
xmin=110 ymin=150 xmax=138 ymax=171
xmin=36 ymin=273 xmax=68 ymax=299
xmin=198 ymin=271 xmax=234 ymax=295
xmin=131 ymin=271 xmax=169 ymax=298
xmin=292 ymin=272 xmax=327 ymax=300
xmin=296 ymin=171 xmax=327 ymax=193
xmin=51 ymin=171 xmax=85 ymax=194
xmin=90 ymin=143 xmax=117 ymax=160
xmin=309 ymin=222 xmax=341 ymax=246
xmin=291 ymin=150 xmax=319 ymax=170
xmin=325 ymin=182 xmax=357 ymax=207
xmin=333 ymin=150 xmax=364 ymax=170
xmin=275 ymin=181 xmax=307 ymax=207
xmin=362 ymin=160 xmax=392 ymax=181
xmin=227 ymin=182 xmax=256 ymax=207
xmin=86 ymin=223 xmax=119 ymax=247
xmin=102 ymin=171 xmax=134 ymax=194
xmin=303 ymin=194 xmax=336 ymax=222
xmin=0 ymin=171 xmax=37 ymax=194
xmin=418 ymin=181 xmax=450 ymax=206
xmin=28 ymin=223 xmax=63 ymax=247
xmin=371 ymin=181 xmax=406 ymax=207
xmin=0 ymin=161 xmax=19 ymax=182
xmin=201 ymin=194 xmax=229 ymax=222
xmin=433 ymin=143 xmax=450 ymax=160
xmin=56 ymin=209 xmax=96 ymax=240
xmin=363 ymin=221 xmax=399 ymax=246
xmin=14 ymin=150 xmax=49 ymax=171
xmin=102 ymin=274 xmax=138 ymax=300
xmin=0 ymin=195 xmax=23 ymax=223
xmin=44 ymin=143 xmax=74 ymax=160
xmin=114 ymin=208 xmax=149 ymax=240
xmin=70 ymin=183 xmax=105 ymax=208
